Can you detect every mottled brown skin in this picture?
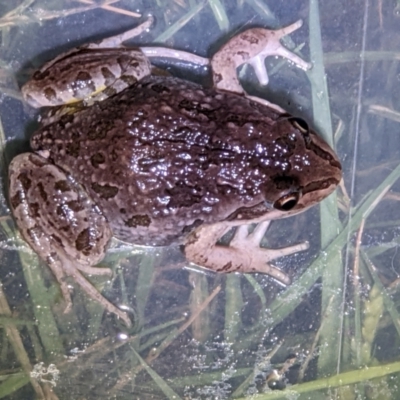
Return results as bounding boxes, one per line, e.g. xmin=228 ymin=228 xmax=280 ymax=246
xmin=30 ymin=75 xmax=341 ymax=248
xmin=9 ymin=18 xmax=342 ymax=325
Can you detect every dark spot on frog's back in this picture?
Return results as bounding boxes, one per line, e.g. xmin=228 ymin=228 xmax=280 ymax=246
xmin=75 ymin=229 xmax=92 ymax=255
xmin=150 ymin=83 xmax=170 ymax=93
xmin=30 ymin=202 xmax=40 ymax=218
xmin=125 ymin=214 xmax=151 ymax=228
xmin=91 ymin=182 xmax=119 ymax=199
xmin=17 ymin=172 xmax=31 ymax=191
xmin=66 ymin=141 xmax=80 ymax=157
xmin=59 ymin=113 xmax=75 ymax=128
xmin=54 ymin=180 xmax=71 ymax=192
xmin=10 ymin=191 xmax=23 ymax=209
xmin=226 ymin=114 xmax=247 ymax=126
xmin=67 ymin=200 xmax=84 ymax=212
xmin=178 ymin=99 xmax=202 ymax=113
xmin=37 ymin=182 xmax=47 ymax=202
xmin=91 ymin=153 xmax=105 ymax=168
xmin=166 ymin=182 xmax=203 ymax=208
xmin=87 ymin=120 xmax=113 ymax=140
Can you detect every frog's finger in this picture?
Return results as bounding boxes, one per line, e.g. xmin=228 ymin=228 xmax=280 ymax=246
xmin=211 ymin=20 xmax=311 ymax=93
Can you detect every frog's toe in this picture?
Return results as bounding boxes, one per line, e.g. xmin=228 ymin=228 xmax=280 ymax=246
xmin=69 ymin=267 xmax=132 ymax=327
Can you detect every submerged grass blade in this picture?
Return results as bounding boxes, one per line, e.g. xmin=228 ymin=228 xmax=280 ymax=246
xmin=362 ymin=251 xmax=400 ymax=339
xmin=208 ymin=0 xmax=229 ymax=31
xmin=18 ymin=252 xmax=64 ymax=356
xmin=130 ymin=346 xmax=182 ymax=400
xmin=224 ymin=274 xmax=243 ymax=342
xmin=0 ymin=373 xmax=30 ymax=399
xmin=308 ymin=0 xmax=343 ymax=376
xmin=234 ymin=361 xmax=400 ymax=399
xmin=154 ymin=1 xmax=207 ymax=43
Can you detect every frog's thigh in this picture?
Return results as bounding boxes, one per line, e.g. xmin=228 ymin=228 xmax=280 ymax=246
xmin=22 ymin=48 xmax=151 ymax=108
xmin=9 ymin=154 xmax=131 ymax=325
xmin=184 ymin=221 xmax=309 ymax=285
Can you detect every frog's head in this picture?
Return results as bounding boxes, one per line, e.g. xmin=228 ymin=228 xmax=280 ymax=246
xmin=226 ymin=116 xmax=342 ymax=223
xmin=259 ymin=116 xmax=342 ymax=220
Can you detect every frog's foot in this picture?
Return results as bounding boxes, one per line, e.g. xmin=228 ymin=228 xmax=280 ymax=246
xmin=88 ymin=16 xmax=154 ymax=49
xmin=58 ymin=255 xmax=131 ymax=326
xmin=211 ymin=20 xmax=312 ymax=94
xmin=184 ymin=221 xmax=309 ymax=285
xmin=47 ymin=255 xmax=131 ymax=326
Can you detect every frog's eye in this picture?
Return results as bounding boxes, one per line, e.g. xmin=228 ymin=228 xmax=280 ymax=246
xmin=290 ymin=117 xmax=309 ymax=133
xmin=274 ymin=191 xmax=300 ymax=211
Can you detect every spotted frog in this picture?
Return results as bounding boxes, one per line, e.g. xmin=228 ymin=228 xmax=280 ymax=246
xmin=9 ymin=18 xmax=342 ymax=326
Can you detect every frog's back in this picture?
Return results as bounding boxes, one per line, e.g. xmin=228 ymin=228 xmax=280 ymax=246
xmin=31 ymin=76 xmax=338 ymax=246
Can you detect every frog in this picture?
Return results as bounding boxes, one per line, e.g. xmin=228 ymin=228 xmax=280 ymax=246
xmin=9 ymin=17 xmax=342 ymax=326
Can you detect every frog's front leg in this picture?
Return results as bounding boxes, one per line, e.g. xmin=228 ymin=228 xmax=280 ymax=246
xmin=211 ymin=20 xmax=312 ymax=94
xmin=9 ymin=153 xmax=131 ymax=326
xmin=184 ymin=221 xmax=309 ymax=285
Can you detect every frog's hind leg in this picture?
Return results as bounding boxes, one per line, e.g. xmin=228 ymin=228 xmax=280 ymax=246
xmin=9 ymin=153 xmax=131 ymax=326
xmin=184 ymin=221 xmax=309 ymax=285
xmin=22 ymin=46 xmax=153 ymax=108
